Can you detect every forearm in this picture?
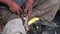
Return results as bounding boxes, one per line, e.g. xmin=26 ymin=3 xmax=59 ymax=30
xmin=25 ymin=0 xmax=34 ymax=9
xmin=0 ymin=0 xmax=14 ymax=6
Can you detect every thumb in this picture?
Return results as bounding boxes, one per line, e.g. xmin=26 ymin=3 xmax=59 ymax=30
xmin=19 ymin=8 xmax=23 ymax=12
xmin=10 ymin=8 xmax=13 ymax=12
xmin=16 ymin=10 xmax=20 ymax=15
xmin=9 ymin=8 xmax=16 ymax=12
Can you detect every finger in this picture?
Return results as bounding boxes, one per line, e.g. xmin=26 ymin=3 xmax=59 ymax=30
xmin=19 ymin=8 xmax=23 ymax=12
xmin=10 ymin=8 xmax=16 ymax=12
xmin=16 ymin=10 xmax=20 ymax=15
xmin=24 ymin=9 xmax=27 ymax=13
xmin=10 ymin=9 xmax=14 ymax=12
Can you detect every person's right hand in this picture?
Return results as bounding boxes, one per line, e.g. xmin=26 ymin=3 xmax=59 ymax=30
xmin=9 ymin=2 xmax=23 ymax=14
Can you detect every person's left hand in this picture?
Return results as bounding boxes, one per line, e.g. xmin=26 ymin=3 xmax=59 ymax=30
xmin=23 ymin=0 xmax=34 ymax=31
xmin=24 ymin=0 xmax=34 ymax=13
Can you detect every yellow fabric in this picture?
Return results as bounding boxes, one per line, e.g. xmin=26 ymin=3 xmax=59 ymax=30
xmin=28 ymin=17 xmax=40 ymax=25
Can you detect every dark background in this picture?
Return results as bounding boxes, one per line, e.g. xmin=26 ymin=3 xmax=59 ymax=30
xmin=53 ymin=11 xmax=60 ymax=34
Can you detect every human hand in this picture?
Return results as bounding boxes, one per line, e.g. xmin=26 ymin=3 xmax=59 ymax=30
xmin=24 ymin=0 xmax=34 ymax=13
xmin=9 ymin=2 xmax=23 ymax=14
